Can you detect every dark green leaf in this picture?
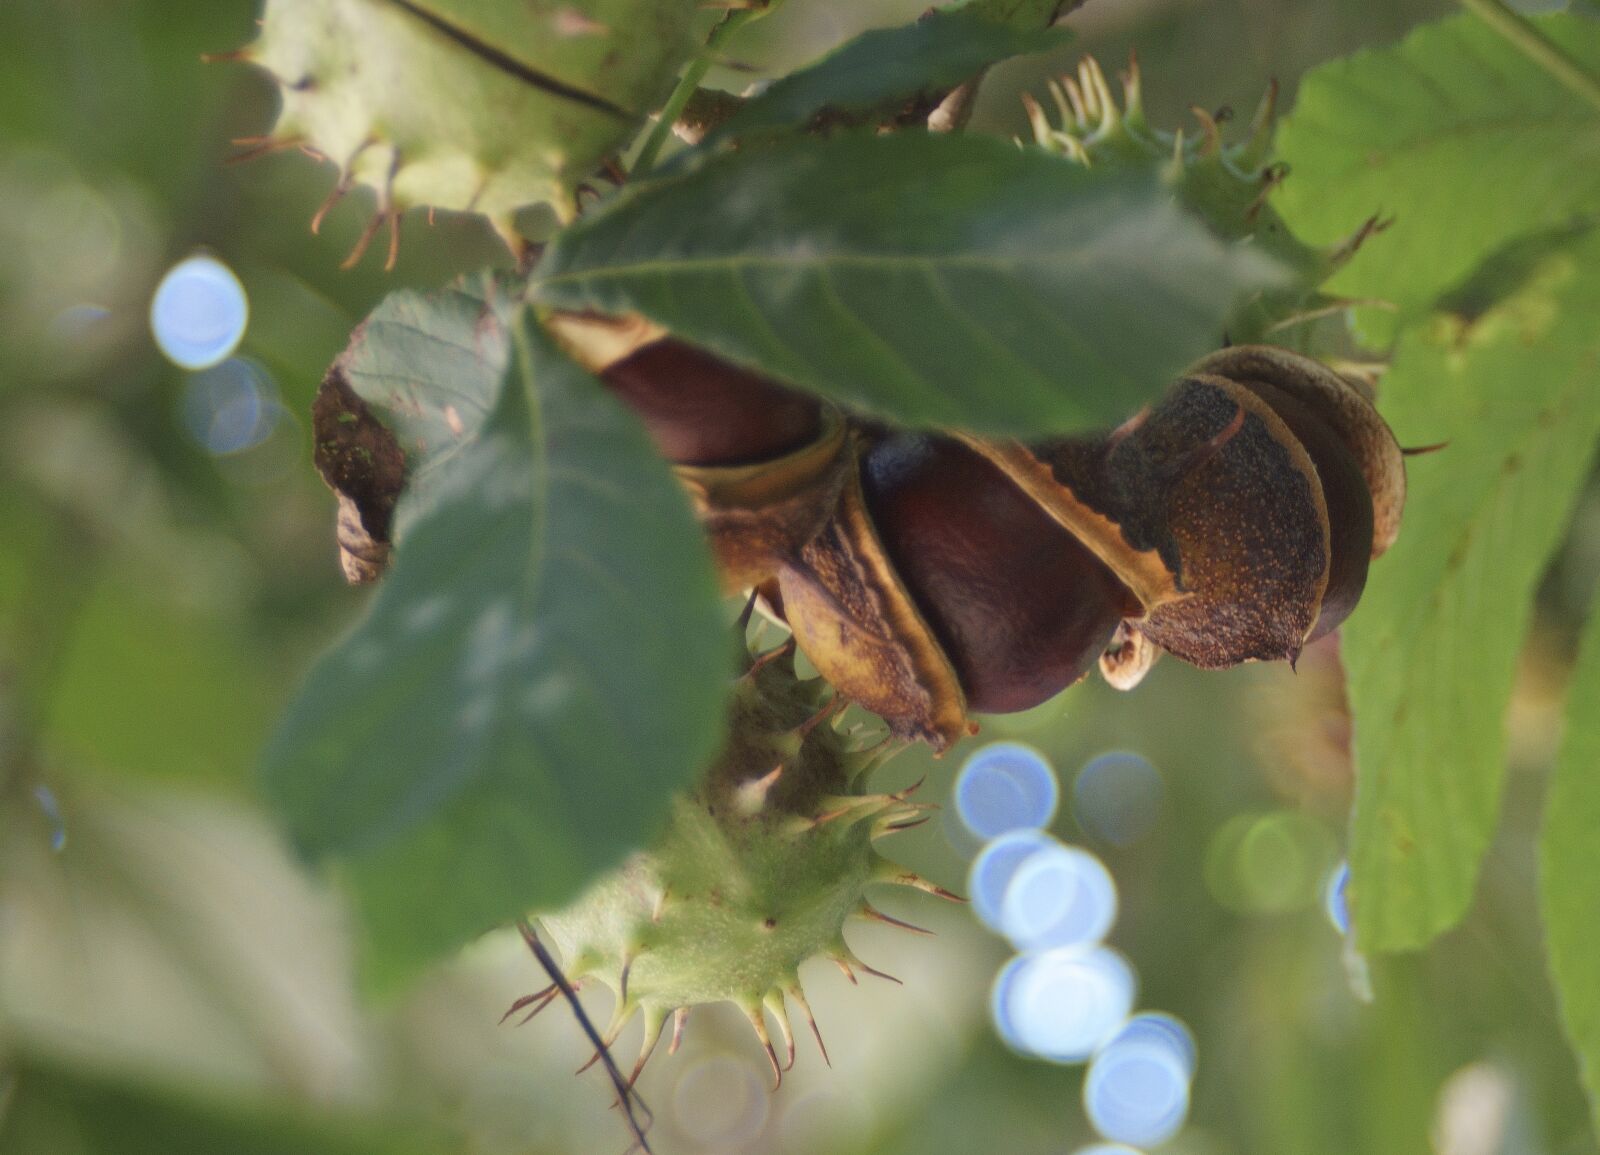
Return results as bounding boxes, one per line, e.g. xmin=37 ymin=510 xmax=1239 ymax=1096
xmin=1274 ymin=13 xmax=1600 ymax=343
xmin=712 ymin=8 xmax=1071 ymax=140
xmin=0 ymin=1060 xmax=429 ymax=1155
xmin=264 ymin=310 xmax=729 ymax=989
xmin=533 ymin=133 xmax=1286 ymax=435
xmin=960 ymin=0 xmax=1074 ymax=27
xmin=47 ymin=585 xmax=276 ymax=786
xmin=0 ymin=782 xmax=369 ymax=1096
xmin=1343 ymin=236 xmax=1600 ymax=952
xmin=1542 ymin=582 xmax=1600 ymax=1141
xmin=331 ymin=273 xmax=516 ymax=527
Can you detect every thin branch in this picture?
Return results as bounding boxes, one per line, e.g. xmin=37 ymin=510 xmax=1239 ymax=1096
xmin=633 ymin=9 xmax=757 ymax=177
xmin=514 ymin=920 xmax=654 ymax=1153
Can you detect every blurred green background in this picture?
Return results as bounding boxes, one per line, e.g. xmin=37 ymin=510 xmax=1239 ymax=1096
xmin=2 ymin=1 xmax=1597 ymax=1152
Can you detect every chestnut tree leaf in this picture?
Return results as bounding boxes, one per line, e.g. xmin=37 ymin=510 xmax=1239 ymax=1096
xmin=264 ymin=309 xmax=729 ymax=990
xmin=0 ymin=1060 xmax=428 ymax=1155
xmin=1543 ymin=581 xmax=1600 ymax=1141
xmin=960 ymin=0 xmax=1075 ymax=26
xmin=709 ymin=6 xmax=1071 ymax=140
xmin=532 ymin=132 xmax=1287 ymax=436
xmin=1274 ymin=12 xmax=1600 ymax=344
xmin=1343 ymin=235 xmax=1600 ymax=952
xmin=311 ymin=272 xmax=520 ymax=561
xmin=329 ymin=273 xmax=515 ymax=522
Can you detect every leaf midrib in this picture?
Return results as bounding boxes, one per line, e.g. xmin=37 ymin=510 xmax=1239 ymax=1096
xmin=536 ymin=246 xmax=1145 ymax=287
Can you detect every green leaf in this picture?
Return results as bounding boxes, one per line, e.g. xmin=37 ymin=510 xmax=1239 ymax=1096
xmin=959 ymin=0 xmax=1073 ymax=27
xmin=328 ymin=273 xmax=516 ymax=527
xmin=1343 ymin=236 xmax=1600 ymax=952
xmin=1274 ymin=12 xmax=1600 ymax=343
xmin=1542 ymin=582 xmax=1600 ymax=1142
xmin=0 ymin=782 xmax=372 ymax=1111
xmin=0 ymin=1060 xmax=428 ymax=1155
xmin=711 ymin=8 xmax=1071 ymax=140
xmin=533 ymin=133 xmax=1286 ymax=435
xmin=263 ymin=310 xmax=729 ymax=989
xmin=44 ymin=581 xmax=280 ymax=786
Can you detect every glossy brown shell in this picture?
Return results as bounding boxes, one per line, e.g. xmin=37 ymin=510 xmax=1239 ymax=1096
xmin=858 ymin=434 xmax=1128 ymax=714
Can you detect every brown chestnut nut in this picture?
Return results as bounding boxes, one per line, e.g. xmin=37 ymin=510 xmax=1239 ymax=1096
xmin=776 ymin=432 xmax=1137 ymax=745
xmin=858 ymin=434 xmax=1132 ymax=714
xmin=601 ymin=338 xmax=824 ymax=467
xmin=542 ymin=324 xmax=1408 ymax=739
xmin=548 ymin=313 xmax=851 ymax=589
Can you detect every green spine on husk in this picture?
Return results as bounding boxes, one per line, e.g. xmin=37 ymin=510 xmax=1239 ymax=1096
xmin=239 ymin=0 xmax=700 ymax=250
xmin=1024 ymin=57 xmax=1384 ymax=342
xmin=533 ymin=638 xmax=957 ymax=1086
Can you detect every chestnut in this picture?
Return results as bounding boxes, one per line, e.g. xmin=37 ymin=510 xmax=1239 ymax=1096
xmin=602 ymin=339 xmax=824 ymax=467
xmin=858 ymin=434 xmax=1131 ymax=714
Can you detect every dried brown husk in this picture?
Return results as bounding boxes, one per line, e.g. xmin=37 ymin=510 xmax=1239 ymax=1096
xmin=679 ymin=409 xmax=852 ymax=590
xmin=544 ymin=310 xmax=667 ymax=374
xmin=965 ymin=374 xmax=1332 ymax=668
xmin=1236 ymin=378 xmax=1374 ymax=642
xmin=1188 ymin=345 xmax=1405 ymax=557
xmin=776 ymin=465 xmax=969 ymax=750
xmin=312 ymin=365 xmax=406 ymax=585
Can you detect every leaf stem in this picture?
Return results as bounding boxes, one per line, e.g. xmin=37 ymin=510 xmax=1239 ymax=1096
xmin=632 ymin=9 xmax=758 ymax=178
xmin=1458 ymin=0 xmax=1600 ymax=115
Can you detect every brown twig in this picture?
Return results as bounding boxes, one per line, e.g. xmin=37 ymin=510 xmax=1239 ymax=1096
xmin=515 ymin=920 xmax=655 ymax=1153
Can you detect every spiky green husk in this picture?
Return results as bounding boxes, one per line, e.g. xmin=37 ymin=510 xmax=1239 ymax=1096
xmin=243 ymin=0 xmax=699 ymax=248
xmin=1025 ymin=57 xmax=1381 ymax=342
xmin=534 ymin=641 xmax=951 ymax=1085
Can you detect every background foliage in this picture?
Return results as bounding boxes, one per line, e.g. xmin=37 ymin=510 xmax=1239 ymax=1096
xmin=2 ymin=1 xmax=1598 ymax=1153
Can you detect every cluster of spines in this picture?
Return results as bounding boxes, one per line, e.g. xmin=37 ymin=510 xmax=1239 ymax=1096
xmin=212 ymin=96 xmax=531 ymax=271
xmin=1022 ymin=55 xmax=1390 ymax=337
xmin=202 ymin=36 xmax=453 ymax=270
xmin=205 ymin=0 xmax=706 ymax=270
xmin=1022 ymin=55 xmax=1276 ymax=188
xmin=511 ymin=633 xmax=961 ymax=1094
